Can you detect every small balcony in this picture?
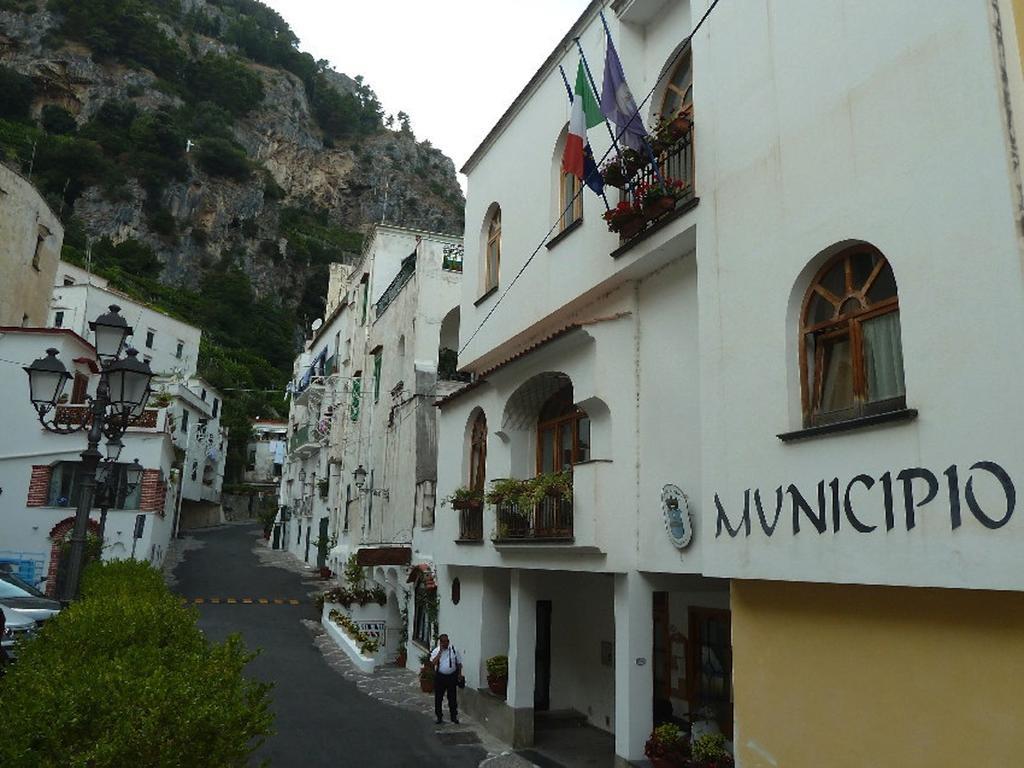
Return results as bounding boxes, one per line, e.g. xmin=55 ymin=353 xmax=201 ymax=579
xmin=494 ymin=495 xmax=573 ymax=543
xmin=456 ymin=505 xmax=484 ymax=542
xmin=289 ymin=425 xmax=318 ymax=456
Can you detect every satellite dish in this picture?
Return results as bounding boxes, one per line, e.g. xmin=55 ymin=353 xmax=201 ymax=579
xmin=311 ymin=318 xmax=323 ymax=332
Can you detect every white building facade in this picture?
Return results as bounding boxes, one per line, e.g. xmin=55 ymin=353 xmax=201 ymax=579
xmin=0 ymin=328 xmax=178 ymax=592
xmin=278 ymin=224 xmax=463 ymax=669
xmin=433 ymin=1 xmax=1024 ymax=766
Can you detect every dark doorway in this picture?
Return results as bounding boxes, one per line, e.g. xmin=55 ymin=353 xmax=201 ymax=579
xmin=316 ymin=517 xmax=329 ymax=569
xmin=687 ymin=607 xmax=733 ymax=738
xmin=653 ymin=591 xmax=672 ymax=723
xmin=304 ymin=525 xmax=311 ymax=562
xmin=535 ymin=600 xmax=552 ymax=711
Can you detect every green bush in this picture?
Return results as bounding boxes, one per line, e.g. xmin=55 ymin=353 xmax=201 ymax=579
xmin=0 ymin=65 xmax=33 ymax=120
xmin=195 ymin=136 xmax=251 ymax=179
xmin=41 ymin=104 xmax=77 ymax=134
xmin=0 ymin=559 xmax=273 ymax=767
xmin=187 ymin=54 xmax=264 ymax=116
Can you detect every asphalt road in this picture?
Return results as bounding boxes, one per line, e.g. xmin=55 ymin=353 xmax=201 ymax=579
xmin=172 ymin=523 xmax=485 ymax=768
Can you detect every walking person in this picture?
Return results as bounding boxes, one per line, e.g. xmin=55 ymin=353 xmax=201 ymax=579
xmin=430 ymin=633 xmax=462 ymax=724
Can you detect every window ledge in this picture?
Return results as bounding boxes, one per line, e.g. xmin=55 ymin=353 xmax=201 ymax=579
xmin=545 ymin=218 xmax=583 ymax=250
xmin=454 ymin=538 xmax=485 ymax=545
xmin=777 ymin=408 xmax=918 ymax=443
xmin=473 ymin=285 xmax=498 ymax=307
xmin=572 ymin=458 xmax=612 ymax=466
xmin=610 ymin=196 xmax=700 ymax=259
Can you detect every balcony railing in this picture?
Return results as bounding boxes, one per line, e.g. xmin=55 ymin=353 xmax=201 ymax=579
xmin=613 ymin=123 xmax=695 ymax=243
xmin=289 ymin=425 xmax=310 ymax=453
xmin=442 ymin=243 xmax=464 ymax=273
xmin=495 ymin=495 xmax=573 ymax=542
xmin=457 ymin=507 xmax=483 ymax=542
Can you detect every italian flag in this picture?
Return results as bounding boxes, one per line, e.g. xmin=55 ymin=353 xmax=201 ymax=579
xmin=562 ymin=60 xmax=603 ymax=178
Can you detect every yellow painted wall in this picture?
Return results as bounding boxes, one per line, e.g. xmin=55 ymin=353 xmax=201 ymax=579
xmin=732 ymin=580 xmax=1024 ymax=768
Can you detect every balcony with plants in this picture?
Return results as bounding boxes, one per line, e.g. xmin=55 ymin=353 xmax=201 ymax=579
xmin=600 ymin=107 xmax=695 ymax=247
xmin=486 ymin=471 xmax=574 ymax=543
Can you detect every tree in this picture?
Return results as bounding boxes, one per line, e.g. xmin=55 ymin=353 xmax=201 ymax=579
xmin=0 ymin=65 xmax=33 ymax=120
xmin=40 ymin=105 xmax=77 ymax=135
xmin=194 ymin=137 xmax=251 ymax=180
xmin=0 ymin=560 xmax=273 ymax=767
xmin=187 ymin=55 xmax=265 ymax=117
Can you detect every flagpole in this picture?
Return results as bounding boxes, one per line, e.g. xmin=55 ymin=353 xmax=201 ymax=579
xmin=595 ymin=13 xmax=667 ymax=188
xmin=573 ymin=38 xmax=623 ymax=160
xmin=559 ymin=64 xmax=611 ymax=211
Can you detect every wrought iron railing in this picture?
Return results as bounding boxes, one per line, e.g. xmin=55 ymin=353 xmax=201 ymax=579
xmin=615 ymin=125 xmax=695 ymax=241
xmin=375 ymin=254 xmax=416 ymax=318
xmin=442 ymin=243 xmax=464 ymax=273
xmin=495 ymin=495 xmax=573 ymax=541
xmin=289 ymin=425 xmax=310 ymax=452
xmin=457 ymin=507 xmax=483 ymax=541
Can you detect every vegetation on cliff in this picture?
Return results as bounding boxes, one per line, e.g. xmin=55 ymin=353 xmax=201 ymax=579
xmin=0 ymin=0 xmax=464 ymax=479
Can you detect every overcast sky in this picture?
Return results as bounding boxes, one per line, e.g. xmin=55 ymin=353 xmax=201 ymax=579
xmin=261 ymin=0 xmax=591 ymax=181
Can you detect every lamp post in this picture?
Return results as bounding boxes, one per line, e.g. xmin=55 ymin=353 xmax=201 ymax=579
xmin=23 ymin=305 xmax=153 ymax=601
xmin=353 ymin=464 xmax=388 ymax=500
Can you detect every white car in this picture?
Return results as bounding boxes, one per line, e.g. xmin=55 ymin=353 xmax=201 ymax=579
xmin=1 ymin=604 xmax=37 ymax=661
xmin=0 ymin=571 xmax=62 ymax=625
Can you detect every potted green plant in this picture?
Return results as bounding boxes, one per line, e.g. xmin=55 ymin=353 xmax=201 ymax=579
xmin=644 ymin=723 xmax=690 ymax=768
xmin=484 ymin=478 xmax=529 ymax=508
xmin=485 ymin=654 xmax=508 ymax=699
xmin=419 ymin=652 xmax=435 ymax=693
xmin=317 ymin=478 xmax=330 ymax=500
xmin=690 ymin=733 xmax=733 ymax=768
xmin=444 ymin=486 xmax=484 ymax=511
xmin=521 ymin=470 xmax=573 ymax=507
xmin=602 ymin=201 xmax=645 ymax=239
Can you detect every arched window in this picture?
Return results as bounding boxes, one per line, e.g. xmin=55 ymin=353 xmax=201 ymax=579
xmin=469 ymin=411 xmax=487 ymax=491
xmin=485 ymin=208 xmax=501 ymax=292
xmin=537 ymin=384 xmax=590 ymax=473
xmin=559 ymin=169 xmax=582 ymax=231
xmin=800 ymin=246 xmax=905 ymax=426
xmin=659 ymin=48 xmax=693 ymax=121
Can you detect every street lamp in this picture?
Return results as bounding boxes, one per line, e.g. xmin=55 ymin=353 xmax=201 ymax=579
xmin=352 ymin=464 xmax=388 ymax=500
xmin=97 ymin=457 xmax=145 ymax=542
xmin=24 ymin=310 xmax=153 ymax=601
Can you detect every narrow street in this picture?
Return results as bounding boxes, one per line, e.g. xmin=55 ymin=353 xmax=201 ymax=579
xmin=170 ymin=523 xmax=488 ymax=768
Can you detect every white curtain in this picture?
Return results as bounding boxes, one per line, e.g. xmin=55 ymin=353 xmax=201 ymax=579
xmin=862 ymin=312 xmax=906 ymax=401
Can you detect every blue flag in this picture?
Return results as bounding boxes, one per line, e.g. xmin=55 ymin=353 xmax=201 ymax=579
xmin=583 ymin=144 xmax=604 ymax=195
xmin=600 ymin=32 xmax=647 ymax=151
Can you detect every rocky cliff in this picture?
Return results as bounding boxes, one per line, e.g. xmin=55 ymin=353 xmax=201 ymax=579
xmin=0 ymin=0 xmax=464 ymax=310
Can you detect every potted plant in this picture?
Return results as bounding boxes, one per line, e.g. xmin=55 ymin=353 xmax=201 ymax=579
xmin=635 ymin=177 xmax=689 ymax=221
xmin=691 ymin=732 xmax=733 ymax=768
xmin=485 ymin=654 xmax=508 ymax=699
xmin=317 ymin=478 xmax=330 ymax=500
xmin=419 ymin=652 xmax=435 ymax=693
xmin=444 ymin=486 xmax=484 ymax=511
xmin=644 ymin=723 xmax=690 ymax=768
xmin=521 ymin=470 xmax=573 ymax=507
xmin=603 ymin=201 xmax=645 ymax=239
xmin=484 ymin=478 xmax=530 ymax=508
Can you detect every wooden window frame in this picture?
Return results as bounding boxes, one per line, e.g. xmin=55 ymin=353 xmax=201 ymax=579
xmin=799 ymin=246 xmax=904 ymax=427
xmin=469 ymin=412 xmax=487 ymax=491
xmin=559 ymin=170 xmax=582 ymax=232
xmin=535 ymin=386 xmax=588 ymax=475
xmin=484 ymin=209 xmax=501 ymax=293
xmin=658 ymin=48 xmax=694 ymax=122
xmin=686 ymin=606 xmax=733 ymax=740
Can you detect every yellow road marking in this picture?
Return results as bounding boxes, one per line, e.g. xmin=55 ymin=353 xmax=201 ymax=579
xmin=289 ymin=599 xmax=300 ymax=605
xmin=210 ymin=598 xmax=221 ymax=604
xmin=227 ymin=598 xmax=237 ymax=604
xmin=193 ymin=598 xmax=204 ymax=604
xmin=258 ymin=598 xmax=269 ymax=604
xmin=273 ymin=599 xmax=284 ymax=604
xmin=242 ymin=598 xmax=253 ymax=604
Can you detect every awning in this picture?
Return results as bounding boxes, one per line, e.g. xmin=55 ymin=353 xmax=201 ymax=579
xmin=356 ymin=546 xmax=412 ymax=567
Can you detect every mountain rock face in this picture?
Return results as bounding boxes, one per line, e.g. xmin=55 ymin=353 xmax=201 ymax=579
xmin=0 ymin=1 xmax=464 ymax=302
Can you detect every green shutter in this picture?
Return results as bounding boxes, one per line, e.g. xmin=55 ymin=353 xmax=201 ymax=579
xmin=350 ymin=378 xmax=361 ymax=421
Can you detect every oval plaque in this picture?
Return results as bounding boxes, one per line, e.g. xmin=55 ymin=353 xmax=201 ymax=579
xmin=661 ymin=483 xmax=693 ymax=549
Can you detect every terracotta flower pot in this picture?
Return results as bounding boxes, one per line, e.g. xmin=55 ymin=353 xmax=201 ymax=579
xmin=452 ymin=498 xmax=483 ymax=511
xmin=670 ymin=113 xmax=692 ymax=136
xmin=420 ymin=667 xmax=435 ymax=693
xmin=486 ymin=674 xmax=508 ymax=698
xmin=617 ymin=214 xmax=646 ymax=239
xmin=643 ymin=195 xmax=677 ymax=220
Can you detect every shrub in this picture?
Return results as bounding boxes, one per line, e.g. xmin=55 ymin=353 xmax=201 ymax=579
xmin=187 ymin=54 xmax=264 ymax=116
xmin=41 ymin=104 xmax=77 ymax=134
xmin=0 ymin=65 xmax=33 ymax=120
xmin=485 ymin=654 xmax=508 ymax=678
xmin=0 ymin=560 xmax=273 ymax=767
xmin=195 ymin=136 xmax=251 ymax=179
